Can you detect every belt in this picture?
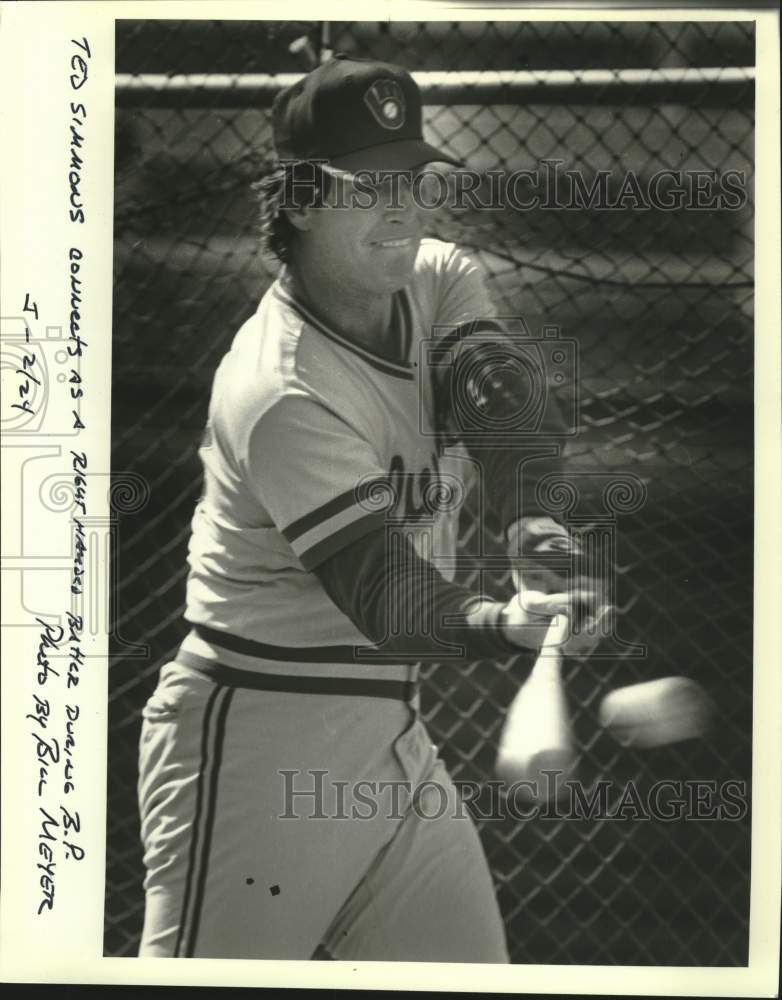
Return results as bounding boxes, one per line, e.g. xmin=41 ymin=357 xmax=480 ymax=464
xmin=176 ymin=648 xmax=418 ymax=703
xmin=188 ymin=620 xmax=395 ymax=664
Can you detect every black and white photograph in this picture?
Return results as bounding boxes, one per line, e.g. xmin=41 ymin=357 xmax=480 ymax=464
xmin=110 ymin=13 xmax=756 ymax=965
xmin=1 ymin=3 xmax=780 ymax=994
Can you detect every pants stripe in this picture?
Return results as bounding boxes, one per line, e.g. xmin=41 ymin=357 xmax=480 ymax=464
xmin=183 ymin=685 xmax=234 ymax=956
xmin=173 ymin=684 xmax=223 ymax=957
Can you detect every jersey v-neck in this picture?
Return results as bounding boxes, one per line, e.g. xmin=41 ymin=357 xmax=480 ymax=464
xmin=272 ymin=280 xmax=415 ymax=382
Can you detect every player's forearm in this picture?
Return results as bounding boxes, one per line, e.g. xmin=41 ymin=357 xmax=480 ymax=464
xmin=476 ymin=443 xmax=564 ymax=540
xmin=443 ymin=322 xmax=570 ymax=539
xmin=314 ymin=528 xmax=521 ymax=661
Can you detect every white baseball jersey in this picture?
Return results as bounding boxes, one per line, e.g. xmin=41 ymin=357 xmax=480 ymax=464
xmin=138 ymin=238 xmax=511 ymax=962
xmin=180 ymin=238 xmax=494 ymax=673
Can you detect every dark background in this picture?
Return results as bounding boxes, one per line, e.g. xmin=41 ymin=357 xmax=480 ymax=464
xmin=107 ymin=20 xmax=754 ymax=963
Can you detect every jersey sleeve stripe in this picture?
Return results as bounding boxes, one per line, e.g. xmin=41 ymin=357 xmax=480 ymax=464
xmin=282 ymin=477 xmax=392 ymax=544
xmin=297 ymin=510 xmax=388 ymax=571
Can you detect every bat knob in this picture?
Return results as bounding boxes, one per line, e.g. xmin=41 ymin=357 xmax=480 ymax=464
xmin=495 ymin=745 xmax=577 ymax=801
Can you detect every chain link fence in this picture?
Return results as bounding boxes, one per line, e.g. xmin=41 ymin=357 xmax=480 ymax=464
xmin=108 ymin=19 xmax=754 ymax=964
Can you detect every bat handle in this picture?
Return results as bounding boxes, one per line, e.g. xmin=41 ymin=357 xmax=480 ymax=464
xmin=494 ymin=612 xmax=577 ymax=798
xmin=528 ymin=614 xmax=568 ymax=695
xmin=539 ymin=612 xmax=569 ymax=658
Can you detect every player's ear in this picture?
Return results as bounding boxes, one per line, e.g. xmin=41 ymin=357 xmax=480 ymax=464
xmin=284 ymin=163 xmax=333 ymax=233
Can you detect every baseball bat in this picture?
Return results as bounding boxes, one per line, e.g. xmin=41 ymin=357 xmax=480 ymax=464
xmin=288 ymin=35 xmax=318 ymax=70
xmin=495 ymin=613 xmax=577 ymax=799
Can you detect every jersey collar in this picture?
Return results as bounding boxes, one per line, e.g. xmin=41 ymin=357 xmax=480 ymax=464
xmin=273 ymin=279 xmax=415 ymax=382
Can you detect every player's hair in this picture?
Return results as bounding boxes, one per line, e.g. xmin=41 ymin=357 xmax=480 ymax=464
xmin=252 ymin=160 xmax=332 ymax=265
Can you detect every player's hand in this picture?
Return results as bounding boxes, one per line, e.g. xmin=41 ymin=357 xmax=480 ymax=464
xmin=505 ymin=516 xmax=613 ymax=656
xmin=499 ymin=588 xmax=612 ymax=655
xmin=499 ymin=588 xmax=596 ymax=651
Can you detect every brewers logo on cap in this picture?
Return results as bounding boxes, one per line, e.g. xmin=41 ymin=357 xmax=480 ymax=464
xmin=363 ymin=79 xmax=406 ymax=131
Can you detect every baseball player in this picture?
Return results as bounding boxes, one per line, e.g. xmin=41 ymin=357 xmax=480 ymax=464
xmin=137 ymin=55 xmax=600 ymax=963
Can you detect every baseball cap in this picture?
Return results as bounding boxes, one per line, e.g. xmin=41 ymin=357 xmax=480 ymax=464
xmin=271 ymin=54 xmax=462 ymax=176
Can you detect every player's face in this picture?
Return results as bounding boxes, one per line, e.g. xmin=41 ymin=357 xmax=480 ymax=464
xmin=306 ymin=172 xmax=424 ymax=294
